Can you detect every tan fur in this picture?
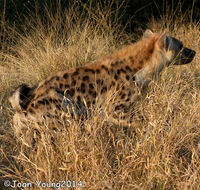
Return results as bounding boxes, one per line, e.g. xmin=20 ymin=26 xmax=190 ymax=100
xmin=9 ymin=30 xmax=194 ymax=127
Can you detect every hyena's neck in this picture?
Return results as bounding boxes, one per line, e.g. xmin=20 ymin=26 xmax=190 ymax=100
xmin=115 ymin=38 xmax=161 ymax=72
xmin=113 ymin=37 xmax=166 ymax=88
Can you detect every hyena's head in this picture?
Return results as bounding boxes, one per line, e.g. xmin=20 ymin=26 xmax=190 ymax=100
xmin=135 ymin=29 xmax=196 ymax=87
xmin=143 ymin=29 xmax=196 ymax=66
xmin=165 ymin=35 xmax=196 ymax=65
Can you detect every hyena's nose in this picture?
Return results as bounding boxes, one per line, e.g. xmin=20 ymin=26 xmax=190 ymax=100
xmin=191 ymin=50 xmax=196 ymax=57
xmin=179 ymin=47 xmax=196 ymax=65
xmin=188 ymin=50 xmax=196 ymax=60
xmin=185 ymin=48 xmax=196 ymax=59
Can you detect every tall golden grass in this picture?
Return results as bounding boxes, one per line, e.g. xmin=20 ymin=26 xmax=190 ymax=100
xmin=0 ymin=0 xmax=200 ymax=189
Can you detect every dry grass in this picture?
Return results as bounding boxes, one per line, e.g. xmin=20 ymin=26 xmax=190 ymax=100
xmin=1 ymin=1 xmax=200 ymax=189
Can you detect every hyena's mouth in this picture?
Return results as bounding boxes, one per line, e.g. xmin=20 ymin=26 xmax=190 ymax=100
xmin=178 ymin=47 xmax=196 ymax=65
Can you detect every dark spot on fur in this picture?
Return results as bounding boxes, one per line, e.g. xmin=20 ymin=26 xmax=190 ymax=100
xmin=126 ymin=98 xmax=130 ymax=102
xmin=115 ymin=106 xmax=120 ymax=111
xmin=110 ymin=68 xmax=114 ymax=73
xmin=56 ymin=89 xmax=64 ymax=96
xmin=59 ymin=83 xmax=63 ymax=89
xmin=29 ymin=108 xmax=35 ymax=114
xmin=111 ymin=62 xmax=115 ymax=67
xmin=114 ymin=74 xmax=118 ymax=80
xmin=81 ymin=87 xmax=85 ymax=94
xmin=125 ymin=66 xmax=132 ymax=72
xmin=51 ymin=99 xmax=58 ymax=104
xmin=111 ymin=81 xmax=115 ymax=87
xmin=85 ymin=68 xmax=95 ymax=74
xmin=124 ymin=108 xmax=130 ymax=114
xmin=122 ymin=86 xmax=125 ymax=90
xmin=121 ymin=115 xmax=127 ymax=119
xmin=128 ymin=91 xmax=131 ymax=97
xmin=38 ymin=99 xmax=49 ymax=105
xmin=129 ymin=56 xmax=134 ymax=62
xmin=101 ymin=86 xmax=107 ymax=94
xmin=138 ymin=61 xmax=143 ymax=68
xmin=101 ymin=65 xmax=110 ymax=74
xmin=58 ymin=98 xmax=62 ymax=103
xmin=52 ymin=127 xmax=58 ymax=131
xmin=120 ymin=68 xmax=126 ymax=73
xmin=55 ymin=99 xmax=60 ymax=106
xmin=120 ymin=104 xmax=126 ymax=108
xmin=126 ymin=75 xmax=130 ymax=81
xmin=115 ymin=104 xmax=126 ymax=111
xmin=96 ymin=69 xmax=100 ymax=74
xmin=77 ymin=96 xmax=81 ymax=102
xmin=149 ymin=46 xmax=154 ymax=54
xmin=83 ymin=76 xmax=89 ymax=81
xmin=132 ymin=76 xmax=136 ymax=81
xmin=56 ymin=76 xmax=59 ymax=81
xmin=72 ymin=80 xmax=76 ymax=86
xmin=119 ymin=60 xmax=124 ymax=64
xmin=101 ymin=65 xmax=108 ymax=71
xmin=96 ymin=79 xmax=104 ymax=85
xmin=65 ymin=84 xmax=70 ymax=88
xmin=44 ymin=99 xmax=50 ymax=105
xmin=48 ymin=76 xmax=56 ymax=82
xmin=73 ymin=70 xmax=79 ymax=76
xmin=117 ymin=69 xmax=121 ymax=75
xmin=63 ymin=73 xmax=69 ymax=79
xmin=89 ymin=83 xmax=94 ymax=89
xmin=121 ymin=94 xmax=125 ymax=99
xmin=81 ymin=83 xmax=85 ymax=88
xmin=66 ymin=89 xmax=75 ymax=97
xmin=56 ymin=104 xmax=61 ymax=109
xmin=115 ymin=60 xmax=120 ymax=65
xmin=92 ymin=91 xmax=97 ymax=98
xmin=70 ymin=88 xmax=75 ymax=96
xmin=92 ymin=100 xmax=95 ymax=104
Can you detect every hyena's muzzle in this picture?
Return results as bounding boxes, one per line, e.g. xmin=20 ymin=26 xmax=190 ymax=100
xmin=179 ymin=47 xmax=196 ymax=65
xmin=166 ymin=36 xmax=196 ymax=65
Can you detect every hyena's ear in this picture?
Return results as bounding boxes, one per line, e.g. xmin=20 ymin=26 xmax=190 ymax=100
xmin=157 ymin=31 xmax=167 ymax=49
xmin=143 ymin=29 xmax=154 ymax=38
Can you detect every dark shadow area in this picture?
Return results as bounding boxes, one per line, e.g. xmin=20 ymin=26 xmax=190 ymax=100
xmin=0 ymin=0 xmax=199 ymax=31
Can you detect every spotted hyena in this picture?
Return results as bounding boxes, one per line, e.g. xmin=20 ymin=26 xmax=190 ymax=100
xmin=9 ymin=29 xmax=196 ymax=127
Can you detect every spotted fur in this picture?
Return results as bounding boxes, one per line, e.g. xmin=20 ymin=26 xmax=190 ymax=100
xmin=9 ymin=29 xmax=196 ymax=127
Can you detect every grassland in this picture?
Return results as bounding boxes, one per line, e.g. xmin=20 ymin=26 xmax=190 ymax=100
xmin=0 ymin=1 xmax=200 ymax=189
